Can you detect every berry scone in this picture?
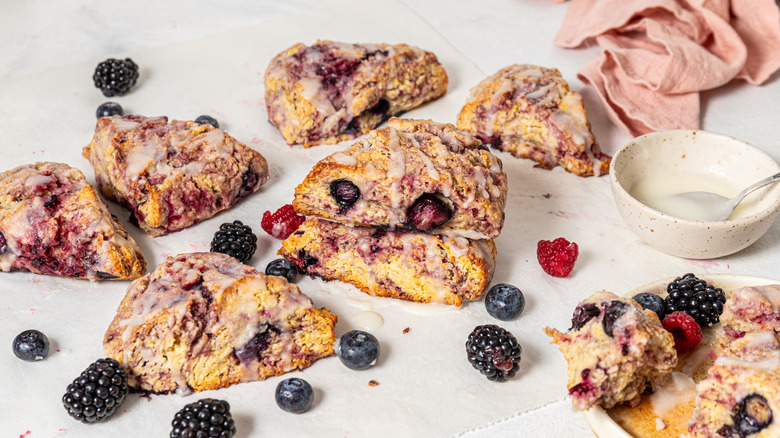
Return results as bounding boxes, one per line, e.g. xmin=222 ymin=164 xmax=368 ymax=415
xmin=278 ymin=217 xmax=496 ymax=306
xmin=264 ymin=40 xmax=448 ymax=146
xmin=718 ymin=284 xmax=780 ymax=340
xmin=103 ymin=252 xmax=337 ymax=393
xmin=293 ymin=118 xmax=507 ymax=239
xmin=83 ymin=115 xmax=269 ymax=236
xmin=0 ymin=162 xmax=145 ymax=280
xmin=456 ymin=64 xmax=611 ymax=177
xmin=544 ymin=291 xmax=677 ymax=410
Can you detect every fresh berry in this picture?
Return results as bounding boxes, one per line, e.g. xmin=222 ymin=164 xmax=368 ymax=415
xmin=194 ymin=115 xmax=220 ymax=129
xmin=405 ymin=194 xmax=452 ymax=231
xmin=466 ymin=324 xmax=522 ymax=382
xmin=329 ymin=179 xmax=360 ymax=207
xmin=275 ymin=377 xmax=314 ymax=414
xmin=571 ymin=303 xmax=601 ymax=330
xmin=336 ymin=330 xmax=380 ymax=370
xmin=632 ymin=292 xmax=666 ymax=320
xmin=662 ymin=311 xmax=702 ymax=352
xmin=663 ymin=273 xmax=726 ymax=327
xmin=62 ymin=358 xmax=128 ymax=423
xmin=265 ymin=258 xmax=297 ymax=283
xmin=96 ymin=102 xmax=124 ymax=119
xmin=261 ymin=204 xmax=305 ymax=240
xmin=170 ymin=398 xmax=236 ymax=438
xmin=12 ymin=329 xmax=49 ymax=361
xmin=536 ymin=237 xmax=579 ymax=277
xmin=485 ymin=284 xmax=525 ymax=321
xmin=92 ymin=58 xmax=139 ymax=97
xmin=722 ymin=394 xmax=773 ymax=437
xmin=210 ymin=220 xmax=257 ymax=263
xmin=602 ymin=301 xmax=629 ymax=338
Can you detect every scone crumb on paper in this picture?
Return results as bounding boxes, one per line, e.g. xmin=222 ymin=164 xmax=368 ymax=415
xmin=403 ymin=327 xmax=410 ymax=334
xmin=368 ymin=380 xmax=379 ymax=387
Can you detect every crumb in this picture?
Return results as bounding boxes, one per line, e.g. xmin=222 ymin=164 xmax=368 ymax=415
xmin=368 ymin=380 xmax=379 ymax=387
xmin=141 ymin=394 xmax=152 ymax=401
xmin=542 ymin=193 xmax=551 ymax=199
xmin=403 ymin=327 xmax=410 ymax=334
xmin=655 ymin=417 xmax=666 ymax=431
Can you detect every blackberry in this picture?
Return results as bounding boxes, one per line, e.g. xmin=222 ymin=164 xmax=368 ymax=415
xmin=485 ymin=284 xmax=525 ymax=321
xmin=194 ymin=115 xmax=220 ymax=129
xmin=170 ymin=398 xmax=236 ymax=438
xmin=663 ymin=273 xmax=726 ymax=327
xmin=96 ymin=102 xmax=124 ymax=119
xmin=92 ymin=58 xmax=139 ymax=97
xmin=466 ymin=324 xmax=522 ymax=382
xmin=12 ymin=329 xmax=50 ymax=361
xmin=62 ymin=358 xmax=128 ymax=423
xmin=210 ymin=220 xmax=257 ymax=263
xmin=265 ymin=258 xmax=297 ymax=283
xmin=275 ymin=377 xmax=314 ymax=414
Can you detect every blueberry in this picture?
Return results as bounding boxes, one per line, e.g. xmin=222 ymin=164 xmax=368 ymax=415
xmin=336 ymin=330 xmax=380 ymax=370
xmin=275 ymin=377 xmax=314 ymax=414
xmin=194 ymin=115 xmax=219 ymax=129
xmin=602 ymin=301 xmax=629 ymax=338
xmin=96 ymin=102 xmax=124 ymax=119
xmin=571 ymin=303 xmax=600 ymax=330
xmin=631 ymin=292 xmax=666 ymax=320
xmin=265 ymin=258 xmax=297 ymax=283
xmin=405 ymin=194 xmax=452 ymax=231
xmin=12 ymin=329 xmax=50 ymax=361
xmin=485 ymin=284 xmax=525 ymax=321
xmin=329 ymin=179 xmax=360 ymax=207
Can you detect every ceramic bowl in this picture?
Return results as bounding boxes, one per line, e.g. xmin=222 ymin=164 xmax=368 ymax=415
xmin=609 ymin=129 xmax=780 ymax=259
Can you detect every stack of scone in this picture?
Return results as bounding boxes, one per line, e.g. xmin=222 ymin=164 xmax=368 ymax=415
xmin=279 ymin=117 xmax=508 ymax=306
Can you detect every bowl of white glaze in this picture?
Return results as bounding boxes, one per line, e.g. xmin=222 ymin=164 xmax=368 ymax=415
xmin=609 ymin=129 xmax=780 ymax=259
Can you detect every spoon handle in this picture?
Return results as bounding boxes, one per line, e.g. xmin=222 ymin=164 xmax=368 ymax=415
xmin=735 ymin=172 xmax=780 ymax=202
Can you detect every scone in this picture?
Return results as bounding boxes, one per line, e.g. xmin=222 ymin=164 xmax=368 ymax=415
xmin=265 ymin=40 xmax=448 ymax=146
xmin=103 ymin=252 xmax=337 ymax=393
xmin=457 ymin=64 xmax=611 ymax=177
xmin=544 ymin=291 xmax=677 ymax=410
xmin=293 ymin=118 xmax=507 ymax=239
xmin=0 ymin=162 xmax=145 ymax=280
xmin=719 ymin=284 xmax=780 ymax=337
xmin=83 ymin=115 xmax=269 ymax=236
xmin=278 ymin=217 xmax=496 ymax=306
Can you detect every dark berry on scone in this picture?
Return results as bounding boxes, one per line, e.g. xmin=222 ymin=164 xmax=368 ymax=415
xmin=92 ymin=58 xmax=139 ymax=97
xmin=663 ymin=273 xmax=726 ymax=327
xmin=336 ymin=330 xmax=380 ymax=370
xmin=96 ymin=102 xmax=124 ymax=119
xmin=631 ymin=292 xmax=666 ymax=320
xmin=62 ymin=358 xmax=128 ymax=423
xmin=602 ymin=301 xmax=629 ymax=337
xmin=329 ymin=179 xmax=360 ymax=207
xmin=724 ymin=394 xmax=773 ymax=437
xmin=405 ymin=193 xmax=453 ymax=231
xmin=275 ymin=377 xmax=314 ymax=414
xmin=12 ymin=329 xmax=49 ymax=361
xmin=0 ymin=231 xmax=6 ymax=254
xmin=265 ymin=258 xmax=297 ymax=283
xmin=194 ymin=115 xmax=220 ymax=129
xmin=571 ymin=303 xmax=600 ymax=330
xmin=210 ymin=220 xmax=257 ymax=263
xmin=485 ymin=284 xmax=525 ymax=321
xmin=171 ymin=398 xmax=236 ymax=438
xmin=466 ymin=324 xmax=522 ymax=382
xmin=662 ymin=311 xmax=702 ymax=352
xmin=261 ymin=204 xmax=305 ymax=240
xmin=537 ymin=237 xmax=579 ymax=278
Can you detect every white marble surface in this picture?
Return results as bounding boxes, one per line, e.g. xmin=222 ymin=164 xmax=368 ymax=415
xmin=1 ymin=1 xmax=778 ymax=437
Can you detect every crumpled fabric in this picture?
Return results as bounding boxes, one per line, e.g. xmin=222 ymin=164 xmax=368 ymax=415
xmin=553 ymin=0 xmax=780 ymax=136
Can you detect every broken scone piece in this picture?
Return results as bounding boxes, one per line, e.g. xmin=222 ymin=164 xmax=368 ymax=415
xmin=0 ymin=162 xmax=145 ymax=280
xmin=457 ymin=64 xmax=610 ymax=177
xmin=265 ymin=40 xmax=448 ymax=146
xmin=103 ymin=252 xmax=337 ymax=393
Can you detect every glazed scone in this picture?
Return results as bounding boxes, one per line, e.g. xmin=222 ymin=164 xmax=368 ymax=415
xmin=293 ymin=118 xmax=507 ymax=239
xmin=103 ymin=252 xmax=337 ymax=393
xmin=83 ymin=115 xmax=269 ymax=236
xmin=278 ymin=217 xmax=496 ymax=306
xmin=457 ymin=64 xmax=611 ymax=177
xmin=0 ymin=162 xmax=145 ymax=280
xmin=719 ymin=284 xmax=780 ymax=337
xmin=265 ymin=40 xmax=448 ymax=146
xmin=544 ymin=291 xmax=677 ymax=410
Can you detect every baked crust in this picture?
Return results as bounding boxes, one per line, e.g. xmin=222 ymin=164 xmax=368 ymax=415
xmin=83 ymin=115 xmax=269 ymax=236
xmin=264 ymin=40 xmax=448 ymax=146
xmin=0 ymin=162 xmax=145 ymax=280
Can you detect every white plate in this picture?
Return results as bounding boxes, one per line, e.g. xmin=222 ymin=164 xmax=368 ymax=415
xmin=584 ymin=274 xmax=780 ymax=438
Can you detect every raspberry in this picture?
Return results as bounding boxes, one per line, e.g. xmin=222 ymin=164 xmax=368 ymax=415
xmin=261 ymin=204 xmax=305 ymax=239
xmin=662 ymin=311 xmax=702 ymax=352
xmin=537 ymin=237 xmax=579 ymax=278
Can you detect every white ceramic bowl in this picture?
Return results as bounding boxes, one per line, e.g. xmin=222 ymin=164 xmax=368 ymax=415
xmin=609 ymin=129 xmax=780 ymax=259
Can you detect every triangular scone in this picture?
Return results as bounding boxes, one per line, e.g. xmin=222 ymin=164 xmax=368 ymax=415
xmin=293 ymin=118 xmax=507 ymax=239
xmin=0 ymin=162 xmax=145 ymax=280
xmin=103 ymin=252 xmax=337 ymax=393
xmin=279 ymin=218 xmax=496 ymax=306
xmin=457 ymin=64 xmax=611 ymax=177
xmin=83 ymin=115 xmax=269 ymax=236
xmin=265 ymin=40 xmax=448 ymax=146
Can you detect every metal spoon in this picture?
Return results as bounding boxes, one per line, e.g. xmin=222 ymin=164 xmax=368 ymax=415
xmin=658 ymin=172 xmax=780 ymax=221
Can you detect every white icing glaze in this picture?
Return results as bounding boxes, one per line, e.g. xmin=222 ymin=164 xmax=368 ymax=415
xmin=649 ymin=372 xmax=697 ymax=416
xmin=331 ymin=152 xmax=358 ymax=166
xmin=354 ymin=311 xmax=384 ymax=331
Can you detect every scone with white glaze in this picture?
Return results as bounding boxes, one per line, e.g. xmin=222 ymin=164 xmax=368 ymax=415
xmin=103 ymin=252 xmax=337 ymax=393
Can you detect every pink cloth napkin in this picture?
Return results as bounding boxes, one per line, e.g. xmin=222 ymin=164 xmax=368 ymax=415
xmin=554 ymin=0 xmax=780 ymax=137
